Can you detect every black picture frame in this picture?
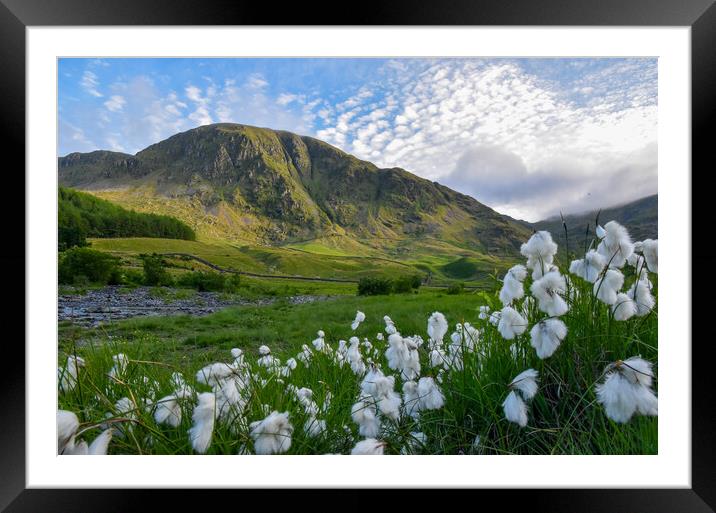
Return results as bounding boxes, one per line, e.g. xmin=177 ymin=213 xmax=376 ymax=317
xmin=2 ymin=0 xmax=711 ymax=510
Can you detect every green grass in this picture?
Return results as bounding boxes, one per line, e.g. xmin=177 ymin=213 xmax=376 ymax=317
xmin=58 ymin=267 xmax=657 ymax=455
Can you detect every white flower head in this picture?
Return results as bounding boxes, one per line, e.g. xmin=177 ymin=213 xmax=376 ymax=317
xmin=427 ymin=311 xmax=449 ymax=345
xmin=58 ymin=355 xmax=85 ymax=394
xmin=351 ymin=396 xmax=381 ymax=438
xmin=402 ymin=380 xmax=420 ymax=418
xmin=188 ymin=392 xmax=216 ymax=454
xmin=594 ymin=269 xmax=625 ymax=305
xmin=509 ymin=368 xmax=539 ymax=400
xmin=641 ymin=239 xmax=658 ymax=273
xmin=351 ymin=438 xmax=385 ymax=455
xmin=596 ymin=358 xmax=657 ymax=423
xmin=249 ymin=411 xmax=294 ymax=455
xmin=196 ymin=362 xmax=234 ymax=387
xmin=154 ymin=395 xmax=183 ymax=427
xmin=627 ymin=277 xmax=655 ymax=316
xmin=497 ymin=306 xmax=528 ymax=340
xmin=569 ymin=250 xmax=606 ymax=283
xmin=304 ymin=417 xmax=327 ymax=438
xmin=351 ymin=310 xmax=366 ymax=330
xmin=612 ymin=293 xmax=637 ymax=321
xmin=58 ymin=410 xmax=80 ymax=454
xmin=530 ymin=318 xmax=567 ymax=359
xmin=478 ymin=305 xmax=491 ymax=320
xmin=499 ymin=264 xmax=527 ymax=305
xmin=108 ymin=353 xmax=129 ymax=380
xmin=596 ymin=221 xmax=634 ymax=268
xmin=502 ymin=390 xmax=528 ymax=427
xmin=531 ymin=271 xmax=569 ymax=316
xmin=521 ymin=231 xmax=558 ymax=271
xmin=417 ymin=377 xmax=445 ymax=411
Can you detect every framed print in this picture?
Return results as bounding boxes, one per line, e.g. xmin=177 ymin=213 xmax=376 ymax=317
xmin=3 ymin=0 xmax=713 ymax=510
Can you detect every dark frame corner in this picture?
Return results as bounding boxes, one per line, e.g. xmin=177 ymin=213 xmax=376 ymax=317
xmin=2 ymin=0 xmax=713 ymax=510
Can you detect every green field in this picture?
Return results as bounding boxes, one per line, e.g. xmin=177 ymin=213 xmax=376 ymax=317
xmin=87 ymin=236 xmax=509 ymax=286
xmin=59 ymin=267 xmax=658 ymax=455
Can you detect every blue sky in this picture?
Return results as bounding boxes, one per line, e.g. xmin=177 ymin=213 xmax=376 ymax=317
xmin=58 ymin=57 xmax=657 ymax=221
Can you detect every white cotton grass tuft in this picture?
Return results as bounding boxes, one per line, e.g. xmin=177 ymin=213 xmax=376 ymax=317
xmin=417 ymin=377 xmax=445 ymax=411
xmin=86 ymin=429 xmax=113 ymax=455
xmin=351 ymin=396 xmax=381 ymax=437
xmin=188 ymin=392 xmax=216 ymax=454
xmin=58 ymin=355 xmax=85 ymax=394
xmin=427 ymin=311 xmax=449 ymax=344
xmin=312 ymin=331 xmax=327 ymax=352
xmin=596 ymin=357 xmax=658 ymax=423
xmin=569 ymin=250 xmax=606 ymax=283
xmin=529 ymin=319 xmax=567 ymax=359
xmin=502 ymin=391 xmax=528 ymax=427
xmin=509 ymin=368 xmax=539 ymax=400
xmin=58 ymin=409 xmax=113 ymax=455
xmin=249 ymin=411 xmax=294 ymax=455
xmin=499 ymin=264 xmax=527 ymax=305
xmin=351 ymin=438 xmax=386 ymax=455
xmin=351 ymin=310 xmax=366 ymax=330
xmin=58 ymin=410 xmax=80 ymax=454
xmin=521 ymin=231 xmax=558 ymax=272
xmin=502 ymin=369 xmax=539 ymax=427
xmin=641 ymin=239 xmax=658 ymax=273
xmin=346 ymin=338 xmax=366 ymax=376
xmin=530 ymin=271 xmax=569 ymax=316
xmin=612 ymin=293 xmax=638 ymax=321
xmin=478 ymin=305 xmax=491 ymax=320
xmin=497 ymin=306 xmax=528 ymax=340
xmin=108 ymin=353 xmax=129 ymax=381
xmin=304 ymin=417 xmax=327 ymax=438
xmin=195 ymin=362 xmax=234 ymax=387
xmin=596 ymin=220 xmax=634 ymax=268
xmin=593 ymin=269 xmax=625 ymax=305
xmin=627 ymin=277 xmax=655 ymax=317
xmin=154 ymin=395 xmax=183 ymax=427
xmin=385 ymin=333 xmax=420 ymax=380
xmin=402 ymin=380 xmax=420 ymax=418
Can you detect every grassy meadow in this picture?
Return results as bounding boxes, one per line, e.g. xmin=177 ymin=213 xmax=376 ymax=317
xmin=58 ymin=230 xmax=658 ymax=455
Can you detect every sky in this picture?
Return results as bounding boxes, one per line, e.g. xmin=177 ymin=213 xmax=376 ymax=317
xmin=58 ymin=57 xmax=657 ymax=222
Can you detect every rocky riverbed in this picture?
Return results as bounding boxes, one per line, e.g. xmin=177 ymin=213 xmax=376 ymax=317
xmin=58 ymin=286 xmax=332 ymax=327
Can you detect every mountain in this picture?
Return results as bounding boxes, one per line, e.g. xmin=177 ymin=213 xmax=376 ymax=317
xmin=531 ymin=194 xmax=658 ymax=250
xmin=58 ymin=123 xmax=532 ymax=258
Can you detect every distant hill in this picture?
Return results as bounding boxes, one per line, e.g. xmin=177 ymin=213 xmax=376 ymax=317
xmin=59 ymin=187 xmax=196 ymax=250
xmin=531 ymin=194 xmax=657 ymax=251
xmin=58 ymin=123 xmax=532 ymax=258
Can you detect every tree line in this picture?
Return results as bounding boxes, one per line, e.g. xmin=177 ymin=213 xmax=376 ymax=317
xmin=58 ymin=187 xmax=196 ymax=250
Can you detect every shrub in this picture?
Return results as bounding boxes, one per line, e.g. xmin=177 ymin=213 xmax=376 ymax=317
xmin=120 ymin=269 xmax=145 ymax=287
xmin=357 ymin=276 xmax=393 ymax=296
xmin=392 ymin=276 xmax=414 ymax=293
xmin=58 ymin=247 xmax=121 ymax=285
xmin=141 ymin=254 xmax=173 ymax=286
xmin=447 ymin=282 xmax=465 ymax=295
xmin=176 ymin=271 xmax=240 ymax=292
xmin=224 ymin=274 xmax=242 ymax=293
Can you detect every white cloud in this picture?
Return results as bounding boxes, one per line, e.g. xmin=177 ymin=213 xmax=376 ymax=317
xmin=80 ymin=70 xmax=103 ymax=97
xmin=276 ymin=93 xmax=298 ymax=106
xmin=312 ymin=59 xmax=657 ymax=220
xmin=104 ymin=95 xmax=126 ymax=112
